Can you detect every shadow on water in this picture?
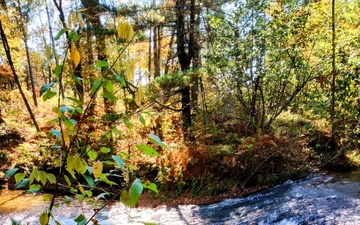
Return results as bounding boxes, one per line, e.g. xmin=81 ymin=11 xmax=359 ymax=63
xmin=3 ymin=171 xmax=360 ymax=224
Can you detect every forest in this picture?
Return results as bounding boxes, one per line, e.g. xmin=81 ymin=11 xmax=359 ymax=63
xmin=1 ymin=0 xmax=360 ymax=224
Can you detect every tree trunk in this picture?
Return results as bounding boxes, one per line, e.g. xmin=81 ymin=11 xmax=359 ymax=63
xmin=176 ymin=0 xmax=192 ymax=133
xmin=330 ymin=0 xmax=337 ymax=141
xmin=0 ymin=19 xmax=40 ymax=132
xmin=16 ymin=0 xmax=38 ymax=106
xmin=153 ymin=25 xmax=161 ymax=77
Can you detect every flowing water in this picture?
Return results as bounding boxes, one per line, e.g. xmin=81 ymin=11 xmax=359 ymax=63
xmin=2 ymin=172 xmax=360 ymax=224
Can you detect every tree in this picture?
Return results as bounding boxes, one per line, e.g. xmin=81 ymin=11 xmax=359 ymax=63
xmin=175 ymin=0 xmax=201 ymax=139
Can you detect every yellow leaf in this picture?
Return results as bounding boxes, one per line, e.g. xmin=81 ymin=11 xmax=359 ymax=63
xmin=78 ymin=13 xmax=85 ymax=29
xmin=62 ymin=130 xmax=70 ymax=148
xmin=67 ymin=12 xmax=73 ymax=28
xmin=39 ymin=212 xmax=49 ymax=225
xmin=45 ymin=45 xmax=51 ymax=59
xmin=72 ymin=11 xmax=77 ymax=27
xmin=117 ymin=19 xmax=134 ymax=41
xmin=126 ymin=59 xmax=135 ymax=81
xmin=92 ymin=161 xmax=103 ymax=179
xmin=78 ymin=183 xmax=86 ymax=195
xmin=134 ymin=86 xmax=143 ymax=107
xmin=70 ymin=43 xmax=81 ymax=67
xmin=52 ymin=107 xmax=62 ymax=116
xmin=138 ymin=85 xmax=144 ymax=100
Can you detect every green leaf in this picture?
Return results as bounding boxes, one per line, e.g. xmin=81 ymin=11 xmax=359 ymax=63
xmin=102 ymin=92 xmax=118 ymax=102
xmin=142 ymin=223 xmax=157 ymax=225
xmin=54 ymin=65 xmax=64 ymax=77
xmin=29 ymin=170 xmax=38 ymax=185
xmin=4 ymin=168 xmax=19 ymax=178
xmin=64 ymin=117 xmax=76 ymax=130
xmin=91 ymin=79 xmax=103 ymax=95
xmin=74 ymin=214 xmax=87 ymax=225
xmin=43 ymin=194 xmax=50 ymax=201
xmin=96 ymin=60 xmax=109 ymax=68
xmin=112 ymin=129 xmax=123 ymax=136
xmin=87 ymin=148 xmax=98 ymax=160
xmin=100 ymin=147 xmax=111 ymax=154
xmin=92 ymin=161 xmax=103 ymax=179
xmin=143 ymin=181 xmax=159 ymax=194
xmin=123 ymin=119 xmax=134 ymax=129
xmin=39 ymin=171 xmax=47 ymax=186
xmin=83 ymin=175 xmax=95 ymax=188
xmin=138 ymin=113 xmax=146 ymax=126
xmin=136 ymin=144 xmax=159 ymax=156
xmin=103 ymin=160 xmax=115 ymax=165
xmin=69 ymin=31 xmax=80 ymax=41
xmin=40 ymin=83 xmax=55 ymax=96
xmin=105 ymin=80 xmax=114 ymax=92
xmin=54 ymin=28 xmax=68 ymax=40
xmin=114 ymin=73 xmax=126 ymax=86
xmin=99 ymin=174 xmax=117 ymax=186
xmin=47 ymin=173 xmax=57 ymax=184
xmin=14 ymin=173 xmax=26 ymax=184
xmin=51 ymin=129 xmax=61 ymax=139
xmin=149 ymin=134 xmax=166 ymax=148
xmin=27 ymin=184 xmax=41 ymax=193
xmin=64 ymin=196 xmax=73 ymax=206
xmin=112 ymin=155 xmax=125 ymax=170
xmin=15 ymin=178 xmax=29 ymax=189
xmin=67 ymin=97 xmax=84 ymax=106
xmin=64 ymin=174 xmax=71 ymax=186
xmin=60 ymin=105 xmax=69 ymax=113
xmin=11 ymin=218 xmax=20 ymax=225
xmin=120 ymin=178 xmax=143 ymax=207
xmin=85 ymin=190 xmax=93 ymax=197
xmin=42 ymin=90 xmax=57 ymax=101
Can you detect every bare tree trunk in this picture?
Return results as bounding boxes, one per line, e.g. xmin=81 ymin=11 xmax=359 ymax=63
xmin=16 ymin=0 xmax=38 ymax=106
xmin=153 ymin=25 xmax=161 ymax=77
xmin=330 ymin=0 xmax=337 ymax=140
xmin=0 ymin=19 xmax=40 ymax=132
xmin=164 ymin=27 xmax=175 ymax=75
xmin=46 ymin=5 xmax=59 ymax=66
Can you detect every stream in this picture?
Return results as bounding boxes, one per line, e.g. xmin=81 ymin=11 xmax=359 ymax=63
xmin=1 ymin=171 xmax=360 ymax=224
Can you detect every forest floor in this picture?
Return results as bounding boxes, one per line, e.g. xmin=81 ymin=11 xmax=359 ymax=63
xmin=0 ymin=104 xmax=359 ymax=208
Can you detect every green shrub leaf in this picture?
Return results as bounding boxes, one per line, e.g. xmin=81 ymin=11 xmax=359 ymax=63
xmin=39 ymin=171 xmax=47 ymax=186
xmin=74 ymin=214 xmax=87 ymax=225
xmin=15 ymin=178 xmax=29 ymax=189
xmin=4 ymin=168 xmax=19 ymax=178
xmin=120 ymin=178 xmax=143 ymax=207
xmin=54 ymin=28 xmax=68 ymax=40
xmin=95 ymin=60 xmax=109 ymax=68
xmin=42 ymin=90 xmax=57 ymax=101
xmin=142 ymin=181 xmax=159 ymax=194
xmin=112 ymin=155 xmax=125 ymax=170
xmin=14 ymin=173 xmax=26 ymax=184
xmin=136 ymin=144 xmax=159 ymax=156
xmin=87 ymin=148 xmax=98 ymax=160
xmin=83 ymin=175 xmax=94 ymax=188
xmin=100 ymin=147 xmax=111 ymax=154
xmin=40 ymin=83 xmax=55 ymax=96
xmin=149 ymin=134 xmax=166 ymax=148
xmin=47 ymin=173 xmax=57 ymax=184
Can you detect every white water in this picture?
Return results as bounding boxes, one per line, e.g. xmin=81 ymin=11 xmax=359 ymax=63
xmin=2 ymin=172 xmax=360 ymax=224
